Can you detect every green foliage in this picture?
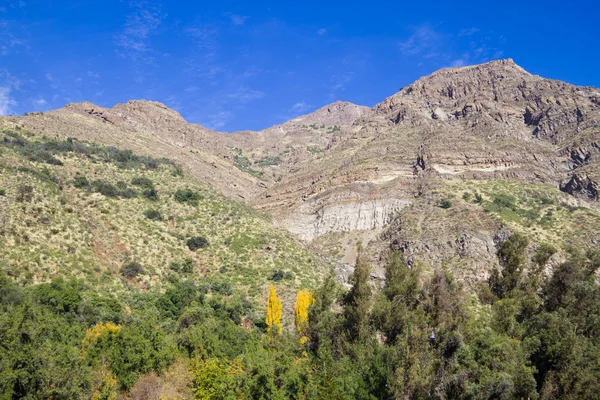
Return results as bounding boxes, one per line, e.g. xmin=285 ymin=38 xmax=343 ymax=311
xmin=0 ymin=188 xmax=5 ymax=196
xmin=174 ymin=188 xmax=200 ymax=206
xmin=0 ymin=130 xmax=174 ymax=170
xmin=439 ymin=199 xmax=453 ymax=209
xmin=232 ymin=154 xmax=264 ymax=178
xmin=120 ymin=261 xmax=144 ymax=278
xmin=306 ymin=146 xmax=324 ymax=154
xmin=143 ymin=208 xmax=162 ymax=221
xmin=255 ymin=155 xmax=281 ymax=167
xmin=187 ymin=236 xmax=209 ymax=251
xmin=72 ymin=174 xmax=90 ymax=188
xmin=343 ymin=252 xmax=372 ymax=342
xmin=489 ymin=233 xmax=529 ymax=298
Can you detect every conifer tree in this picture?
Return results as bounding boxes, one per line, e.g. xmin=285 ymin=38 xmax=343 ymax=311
xmin=343 ymin=250 xmax=372 ymax=342
xmin=266 ymin=284 xmax=282 ymax=335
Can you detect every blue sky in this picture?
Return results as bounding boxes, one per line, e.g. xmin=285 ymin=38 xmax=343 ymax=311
xmin=0 ymin=0 xmax=598 ymax=131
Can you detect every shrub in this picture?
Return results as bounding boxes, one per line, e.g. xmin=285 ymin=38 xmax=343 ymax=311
xmin=462 ymin=192 xmax=472 ymax=201
xmin=269 ymin=269 xmax=294 ymax=281
xmin=174 ymin=189 xmax=200 ymax=206
xmin=91 ymin=180 xmax=119 ymax=197
xmin=187 ymin=236 xmax=209 ymax=251
xmin=474 ymin=192 xmax=483 ymax=204
xmin=493 ymin=194 xmax=516 ymax=209
xmin=142 ymin=187 xmax=158 ymax=201
xmin=131 ymin=177 xmax=154 ymax=190
xmin=16 ymin=185 xmax=34 ymax=202
xmin=72 ymin=175 xmax=90 ymax=189
xmin=0 ymin=189 xmax=5 ymax=196
xmin=440 ymin=199 xmax=452 ymax=209
xmin=143 ymin=209 xmax=162 ymax=221
xmin=210 ymin=280 xmax=233 ymax=296
xmin=120 ymin=261 xmax=143 ymax=278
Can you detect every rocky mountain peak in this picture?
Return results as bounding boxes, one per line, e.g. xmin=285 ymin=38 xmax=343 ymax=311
xmin=289 ymin=101 xmax=371 ymax=126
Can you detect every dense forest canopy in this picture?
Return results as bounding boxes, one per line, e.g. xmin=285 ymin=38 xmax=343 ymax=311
xmin=2 ymin=232 xmax=600 ymax=399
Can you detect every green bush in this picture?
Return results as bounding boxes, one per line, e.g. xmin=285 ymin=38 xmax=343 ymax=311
xmin=72 ymin=175 xmax=89 ymax=189
xmin=187 ymin=236 xmax=209 ymax=251
xmin=493 ymin=194 xmax=516 ymax=209
xmin=440 ymin=199 xmax=452 ymax=209
xmin=91 ymin=180 xmax=119 ymax=197
xmin=174 ymin=189 xmax=200 ymax=206
xmin=210 ymin=280 xmax=233 ymax=296
xmin=142 ymin=187 xmax=158 ymax=201
xmin=131 ymin=176 xmax=154 ymax=190
xmin=120 ymin=261 xmax=143 ymax=278
xmin=0 ymin=188 xmax=5 ymax=196
xmin=143 ymin=209 xmax=162 ymax=221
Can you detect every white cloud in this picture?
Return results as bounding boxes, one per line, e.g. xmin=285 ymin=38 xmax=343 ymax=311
xmin=115 ymin=4 xmax=164 ymax=62
xmin=292 ymin=101 xmax=313 ymax=114
xmin=230 ymin=14 xmax=248 ymax=25
xmin=0 ymin=86 xmax=16 ymax=115
xmin=205 ymin=110 xmax=233 ymax=129
xmin=32 ymin=98 xmax=47 ymax=107
xmin=87 ymin=71 xmax=100 ymax=78
xmin=399 ymin=26 xmax=443 ymax=58
xmin=317 ymin=28 xmax=327 ymax=36
xmin=459 ymin=27 xmax=479 ymax=37
xmin=449 ymin=58 xmax=466 ymax=67
xmin=45 ymin=72 xmax=57 ymax=88
xmin=227 ymin=86 xmax=265 ymax=103
xmin=95 ymin=89 xmax=104 ymax=97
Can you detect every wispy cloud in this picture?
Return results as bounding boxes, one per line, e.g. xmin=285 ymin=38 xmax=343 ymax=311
xmin=0 ymin=86 xmax=16 ymax=115
xmin=449 ymin=58 xmax=466 ymax=67
xmin=227 ymin=86 xmax=265 ymax=103
xmin=292 ymin=101 xmax=313 ymax=114
xmin=229 ymin=14 xmax=248 ymax=26
xmin=204 ymin=110 xmax=233 ymax=129
xmin=32 ymin=97 xmax=47 ymax=107
xmin=459 ymin=28 xmax=479 ymax=37
xmin=45 ymin=72 xmax=57 ymax=88
xmin=87 ymin=71 xmax=100 ymax=78
xmin=400 ymin=25 xmax=504 ymax=68
xmin=399 ymin=26 xmax=443 ymax=58
xmin=329 ymin=71 xmax=354 ymax=91
xmin=115 ymin=4 xmax=164 ymax=62
xmin=317 ymin=28 xmax=327 ymax=36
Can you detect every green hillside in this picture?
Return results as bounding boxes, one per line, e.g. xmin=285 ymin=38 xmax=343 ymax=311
xmin=0 ymin=127 xmax=324 ymax=303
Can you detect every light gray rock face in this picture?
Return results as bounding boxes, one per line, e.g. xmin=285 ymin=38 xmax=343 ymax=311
xmin=280 ymin=196 xmax=407 ymax=241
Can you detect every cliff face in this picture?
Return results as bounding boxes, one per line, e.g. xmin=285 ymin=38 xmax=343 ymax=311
xmin=3 ymin=59 xmax=600 ymax=282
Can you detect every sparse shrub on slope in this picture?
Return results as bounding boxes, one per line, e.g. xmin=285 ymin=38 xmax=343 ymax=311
xmin=121 ymin=261 xmax=144 ymax=278
xmin=187 ymin=236 xmax=209 ymax=251
xmin=174 ymin=189 xmax=200 ymax=206
xmin=144 ymin=209 xmax=162 ymax=221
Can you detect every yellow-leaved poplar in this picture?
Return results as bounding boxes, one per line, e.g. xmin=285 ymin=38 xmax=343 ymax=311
xmin=81 ymin=322 xmax=121 ymax=356
xmin=266 ymin=284 xmax=282 ymax=335
xmin=293 ymin=289 xmax=313 ymax=341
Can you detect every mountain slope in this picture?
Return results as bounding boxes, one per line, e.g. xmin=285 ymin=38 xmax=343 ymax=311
xmin=0 ymin=127 xmax=325 ymax=303
xmin=252 ymin=59 xmax=600 ymax=280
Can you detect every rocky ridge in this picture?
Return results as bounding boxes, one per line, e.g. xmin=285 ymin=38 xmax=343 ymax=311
xmin=3 ymin=59 xmax=600 ymax=283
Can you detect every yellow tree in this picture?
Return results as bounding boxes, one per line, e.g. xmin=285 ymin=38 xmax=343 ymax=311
xmin=294 ymin=289 xmax=313 ymax=342
xmin=266 ymin=284 xmax=282 ymax=335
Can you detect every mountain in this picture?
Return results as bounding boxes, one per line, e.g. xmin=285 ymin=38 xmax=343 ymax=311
xmin=3 ymin=59 xmax=600 ymax=398
xmin=3 ymin=59 xmax=600 ymax=286
xmin=0 ymin=126 xmax=325 ymax=306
